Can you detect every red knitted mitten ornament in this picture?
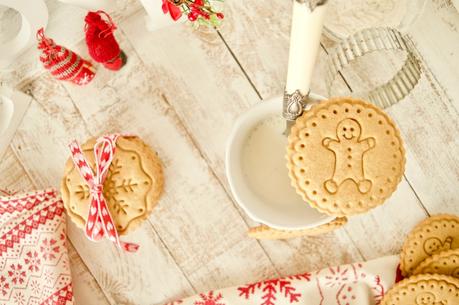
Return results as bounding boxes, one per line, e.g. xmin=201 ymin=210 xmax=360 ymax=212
xmin=85 ymin=11 xmax=126 ymax=71
xmin=37 ymin=28 xmax=95 ymax=86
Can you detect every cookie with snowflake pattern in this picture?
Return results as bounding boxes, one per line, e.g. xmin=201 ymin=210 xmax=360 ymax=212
xmin=400 ymin=214 xmax=459 ymax=277
xmin=287 ymin=97 xmax=405 ymax=216
xmin=248 ymin=217 xmax=347 ymax=240
xmin=61 ymin=136 xmax=164 ymax=235
xmin=381 ymin=274 xmax=459 ymax=305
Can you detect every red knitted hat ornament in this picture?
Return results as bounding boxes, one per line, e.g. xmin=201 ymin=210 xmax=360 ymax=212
xmin=85 ymin=11 xmax=126 ymax=71
xmin=37 ymin=28 xmax=95 ymax=86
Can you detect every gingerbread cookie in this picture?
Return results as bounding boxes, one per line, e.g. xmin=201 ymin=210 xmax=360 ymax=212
xmin=400 ymin=215 xmax=459 ymax=277
xmin=287 ymin=97 xmax=405 ymax=216
xmin=61 ymin=136 xmax=164 ymax=235
xmin=413 ymin=249 xmax=459 ymax=278
xmin=381 ymin=274 xmax=459 ymax=305
xmin=248 ymin=217 xmax=347 ymax=240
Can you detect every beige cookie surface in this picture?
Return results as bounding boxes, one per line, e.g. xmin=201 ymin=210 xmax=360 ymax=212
xmin=381 ymin=274 xmax=459 ymax=305
xmin=287 ymin=97 xmax=405 ymax=216
xmin=400 ymin=214 xmax=459 ymax=277
xmin=413 ymin=248 xmax=459 ymax=279
xmin=248 ymin=217 xmax=347 ymax=240
xmin=61 ymin=136 xmax=164 ymax=235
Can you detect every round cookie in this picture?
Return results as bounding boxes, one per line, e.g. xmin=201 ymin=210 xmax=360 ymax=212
xmin=61 ymin=136 xmax=164 ymax=235
xmin=286 ymin=97 xmax=405 ymax=216
xmin=400 ymin=214 xmax=459 ymax=277
xmin=413 ymin=249 xmax=459 ymax=278
xmin=248 ymin=217 xmax=347 ymax=240
xmin=381 ymin=274 xmax=459 ymax=305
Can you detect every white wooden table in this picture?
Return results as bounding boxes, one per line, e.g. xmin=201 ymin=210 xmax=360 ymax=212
xmin=1 ymin=1 xmax=459 ymax=304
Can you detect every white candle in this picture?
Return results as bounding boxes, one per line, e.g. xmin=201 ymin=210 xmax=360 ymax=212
xmin=286 ymin=1 xmax=328 ymax=94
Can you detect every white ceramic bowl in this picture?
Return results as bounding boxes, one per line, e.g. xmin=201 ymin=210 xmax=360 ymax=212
xmin=226 ymin=95 xmax=334 ymax=230
xmin=0 ymin=88 xmax=14 ymax=136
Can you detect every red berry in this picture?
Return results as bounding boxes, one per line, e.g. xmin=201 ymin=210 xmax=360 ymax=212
xmin=188 ymin=12 xmax=198 ymax=21
xmin=216 ymin=12 xmax=224 ymax=19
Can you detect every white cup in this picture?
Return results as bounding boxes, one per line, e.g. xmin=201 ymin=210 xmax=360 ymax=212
xmin=0 ymin=0 xmax=48 ymax=69
xmin=226 ymin=94 xmax=334 ymax=230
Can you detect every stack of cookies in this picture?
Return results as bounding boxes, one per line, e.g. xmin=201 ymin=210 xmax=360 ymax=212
xmin=381 ymin=214 xmax=459 ymax=304
xmin=250 ymin=97 xmax=406 ymax=239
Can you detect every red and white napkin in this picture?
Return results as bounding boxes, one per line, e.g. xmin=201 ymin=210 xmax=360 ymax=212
xmin=0 ymin=189 xmax=74 ymax=305
xmin=165 ymin=255 xmax=399 ymax=305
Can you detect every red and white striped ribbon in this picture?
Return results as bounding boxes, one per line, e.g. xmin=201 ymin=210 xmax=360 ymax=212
xmin=69 ymin=134 xmax=139 ymax=252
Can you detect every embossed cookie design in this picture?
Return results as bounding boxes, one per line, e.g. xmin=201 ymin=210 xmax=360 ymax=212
xmin=323 ymin=118 xmax=375 ymax=194
xmin=287 ymin=97 xmax=405 ymax=216
xmin=380 ymin=274 xmax=459 ymax=305
xmin=61 ymin=136 xmax=164 ymax=235
xmin=401 ymin=214 xmax=459 ymax=277
xmin=413 ymin=248 xmax=459 ymax=278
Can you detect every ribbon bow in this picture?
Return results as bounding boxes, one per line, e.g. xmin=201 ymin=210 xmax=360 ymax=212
xmin=69 ymin=134 xmax=139 ymax=252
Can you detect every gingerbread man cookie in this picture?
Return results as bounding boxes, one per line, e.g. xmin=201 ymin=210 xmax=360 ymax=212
xmin=287 ymin=97 xmax=405 ymax=216
xmin=323 ymin=118 xmax=375 ymax=194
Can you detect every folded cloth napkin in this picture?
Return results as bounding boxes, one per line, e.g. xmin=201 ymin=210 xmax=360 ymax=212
xmin=0 ymin=189 xmax=74 ymax=305
xmin=165 ymin=255 xmax=399 ymax=305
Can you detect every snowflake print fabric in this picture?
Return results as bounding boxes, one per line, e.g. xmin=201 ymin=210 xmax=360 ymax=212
xmin=0 ymin=189 xmax=74 ymax=305
xmin=164 ymin=256 xmax=399 ymax=305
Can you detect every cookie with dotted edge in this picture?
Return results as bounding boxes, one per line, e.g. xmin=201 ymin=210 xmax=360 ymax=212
xmin=248 ymin=217 xmax=347 ymax=240
xmin=413 ymin=248 xmax=459 ymax=278
xmin=380 ymin=274 xmax=459 ymax=305
xmin=286 ymin=97 xmax=405 ymax=216
xmin=400 ymin=214 xmax=459 ymax=276
xmin=61 ymin=136 xmax=164 ymax=235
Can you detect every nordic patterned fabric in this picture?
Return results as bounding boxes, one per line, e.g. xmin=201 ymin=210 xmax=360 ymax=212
xmin=0 ymin=189 xmax=73 ymax=305
xmin=164 ymin=256 xmax=399 ymax=305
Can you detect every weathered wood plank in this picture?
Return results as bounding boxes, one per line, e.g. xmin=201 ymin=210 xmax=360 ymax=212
xmin=318 ymin=6 xmax=459 ymax=217
xmin=215 ymin=0 xmax=428 ymax=261
xmin=11 ymin=73 xmax=195 ymax=304
xmin=61 ymin=28 xmax=280 ymax=296
xmin=408 ymin=0 xmax=459 ymax=107
xmin=67 ymin=241 xmax=112 ymax=305
xmin=0 ymin=148 xmax=34 ymax=192
xmin=121 ymin=5 xmax=364 ymax=278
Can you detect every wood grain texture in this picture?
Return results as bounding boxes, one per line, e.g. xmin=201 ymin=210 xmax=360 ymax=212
xmin=1 ymin=0 xmax=458 ymax=303
xmin=121 ymin=8 xmax=363 ymax=278
xmin=216 ymin=0 xmax=430 ymax=261
xmin=10 ymin=73 xmax=195 ymax=304
xmin=319 ymin=2 xmax=459 ymax=218
xmin=63 ymin=28 xmax=279 ymax=294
